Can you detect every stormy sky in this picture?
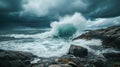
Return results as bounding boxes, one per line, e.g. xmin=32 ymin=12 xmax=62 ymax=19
xmin=0 ymin=0 xmax=120 ymax=30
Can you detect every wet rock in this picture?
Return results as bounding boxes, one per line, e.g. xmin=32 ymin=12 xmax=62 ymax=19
xmin=68 ymin=45 xmax=88 ymax=57
xmin=0 ymin=60 xmax=26 ymax=67
xmin=0 ymin=49 xmax=37 ymax=67
xmin=68 ymin=62 xmax=78 ymax=67
xmin=105 ymin=61 xmax=120 ymax=67
xmin=49 ymin=65 xmax=61 ymax=67
xmin=31 ymin=57 xmax=60 ymax=67
xmin=56 ymin=55 xmax=88 ymax=67
xmin=48 ymin=64 xmax=72 ymax=67
xmin=90 ymin=60 xmax=105 ymax=67
xmin=73 ymin=25 xmax=120 ymax=49
xmin=32 ymin=63 xmax=45 ymax=67
xmin=103 ymin=53 xmax=120 ymax=61
xmin=102 ymin=36 xmax=120 ymax=49
xmin=57 ymin=55 xmax=76 ymax=64
xmin=0 ymin=49 xmax=36 ymax=61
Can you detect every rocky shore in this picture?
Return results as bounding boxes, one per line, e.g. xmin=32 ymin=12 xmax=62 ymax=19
xmin=0 ymin=49 xmax=37 ymax=67
xmin=73 ymin=25 xmax=120 ymax=49
xmin=0 ymin=25 xmax=120 ymax=67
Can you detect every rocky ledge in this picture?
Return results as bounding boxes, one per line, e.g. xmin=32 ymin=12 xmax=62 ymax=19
xmin=73 ymin=25 xmax=120 ymax=49
xmin=0 ymin=49 xmax=37 ymax=67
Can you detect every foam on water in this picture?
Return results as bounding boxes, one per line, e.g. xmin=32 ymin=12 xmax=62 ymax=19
xmin=86 ymin=16 xmax=120 ymax=30
xmin=0 ymin=12 xmax=120 ymax=58
xmin=0 ymin=36 xmax=103 ymax=57
xmin=0 ymin=38 xmax=69 ymax=57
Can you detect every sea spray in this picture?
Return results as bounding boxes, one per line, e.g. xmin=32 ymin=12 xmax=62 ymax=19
xmin=50 ymin=12 xmax=87 ymax=37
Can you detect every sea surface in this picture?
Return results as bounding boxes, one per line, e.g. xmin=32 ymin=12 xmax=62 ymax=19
xmin=0 ymin=15 xmax=120 ymax=58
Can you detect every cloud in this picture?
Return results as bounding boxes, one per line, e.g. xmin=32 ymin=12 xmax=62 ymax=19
xmin=21 ymin=0 xmax=120 ymax=18
xmin=21 ymin=0 xmax=88 ymax=17
xmin=0 ymin=0 xmax=23 ymax=13
xmin=85 ymin=0 xmax=120 ymax=18
xmin=0 ymin=0 xmax=120 ymax=30
xmin=0 ymin=0 xmax=119 ymax=18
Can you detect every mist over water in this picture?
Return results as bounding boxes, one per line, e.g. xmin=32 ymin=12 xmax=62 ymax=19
xmin=0 ymin=12 xmax=120 ymax=58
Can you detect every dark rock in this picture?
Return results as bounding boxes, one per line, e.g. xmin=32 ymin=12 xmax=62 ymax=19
xmin=0 ymin=61 xmax=11 ymax=67
xmin=104 ymin=61 xmax=120 ymax=67
xmin=73 ymin=25 xmax=120 ymax=49
xmin=68 ymin=45 xmax=88 ymax=57
xmin=0 ymin=49 xmax=37 ymax=67
xmin=0 ymin=49 xmax=36 ymax=61
xmin=8 ymin=60 xmax=26 ymax=67
xmin=90 ymin=60 xmax=105 ymax=67
xmin=103 ymin=53 xmax=120 ymax=61
xmin=0 ymin=60 xmax=26 ymax=67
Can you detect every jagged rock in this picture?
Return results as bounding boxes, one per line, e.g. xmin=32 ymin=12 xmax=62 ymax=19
xmin=103 ymin=53 xmax=120 ymax=61
xmin=68 ymin=45 xmax=88 ymax=57
xmin=73 ymin=25 xmax=120 ymax=49
xmin=0 ymin=49 xmax=37 ymax=67
xmin=90 ymin=60 xmax=105 ymax=67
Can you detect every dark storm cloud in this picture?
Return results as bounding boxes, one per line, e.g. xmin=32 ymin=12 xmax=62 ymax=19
xmin=0 ymin=0 xmax=120 ymax=18
xmin=22 ymin=0 xmax=120 ymax=18
xmin=0 ymin=0 xmax=23 ymax=13
xmin=0 ymin=14 xmax=55 ymax=30
xmin=0 ymin=0 xmax=53 ymax=29
xmin=0 ymin=0 xmax=24 ymax=30
xmin=0 ymin=0 xmax=120 ymax=30
xmin=85 ymin=0 xmax=120 ymax=18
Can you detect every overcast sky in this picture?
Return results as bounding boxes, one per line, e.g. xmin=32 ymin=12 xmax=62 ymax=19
xmin=0 ymin=0 xmax=120 ymax=29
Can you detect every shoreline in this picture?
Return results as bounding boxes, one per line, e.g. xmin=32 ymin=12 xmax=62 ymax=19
xmin=0 ymin=25 xmax=120 ymax=67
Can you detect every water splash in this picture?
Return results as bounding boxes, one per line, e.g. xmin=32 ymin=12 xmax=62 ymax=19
xmin=50 ymin=12 xmax=87 ymax=37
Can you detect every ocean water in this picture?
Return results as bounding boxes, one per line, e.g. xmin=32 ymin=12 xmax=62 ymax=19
xmin=0 ymin=13 xmax=120 ymax=58
xmin=0 ymin=28 xmax=101 ymax=57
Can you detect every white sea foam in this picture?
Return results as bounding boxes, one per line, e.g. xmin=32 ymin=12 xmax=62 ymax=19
xmin=0 ymin=12 xmax=120 ymax=58
xmin=0 ymin=37 xmax=103 ymax=57
xmin=86 ymin=16 xmax=120 ymax=29
xmin=50 ymin=12 xmax=87 ymax=37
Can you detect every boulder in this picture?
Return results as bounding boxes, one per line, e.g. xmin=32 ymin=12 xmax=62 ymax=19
xmin=68 ymin=45 xmax=88 ymax=57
